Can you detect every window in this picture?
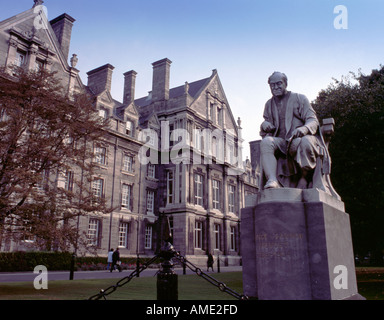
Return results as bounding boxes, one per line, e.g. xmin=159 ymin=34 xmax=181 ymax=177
xmin=212 ymin=137 xmax=217 ymax=158
xmin=210 ymin=102 xmax=215 ymax=122
xmin=146 ymin=190 xmax=154 ymax=214
xmin=99 ymin=109 xmax=107 ymax=119
xmin=194 ymin=173 xmax=203 ymax=206
xmin=92 ymin=178 xmax=104 ymax=199
xmin=194 ymin=221 xmax=203 ymax=249
xmin=123 ymin=154 xmax=133 ymax=172
xmin=194 ymin=128 xmax=201 ymax=151
xmin=65 ymin=171 xmax=74 ymax=191
xmin=167 ymin=171 xmax=174 ymax=204
xmin=119 ymin=222 xmax=129 ymax=248
xmin=145 ymin=225 xmax=153 ymax=249
xmin=212 ymin=180 xmax=220 ymax=209
xmin=147 ymin=163 xmax=155 ymax=178
xmin=15 ymin=51 xmax=26 ymax=67
xmin=87 ymin=218 xmax=101 ymax=246
xmin=126 ymin=120 xmax=134 ymax=136
xmin=121 ymin=184 xmax=131 ymax=209
xmin=214 ymin=224 xmax=221 ymax=250
xmin=94 ymin=146 xmax=107 ymax=165
xmin=228 ymin=185 xmax=235 ymax=213
xmin=217 ymin=107 xmax=223 ymax=126
xmin=35 ymin=59 xmax=44 ymax=71
xmin=230 ymin=226 xmax=237 ymax=251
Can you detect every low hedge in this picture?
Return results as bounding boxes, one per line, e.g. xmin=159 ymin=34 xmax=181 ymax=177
xmin=0 ymin=252 xmax=160 ymax=272
xmin=0 ymin=251 xmax=72 ymax=272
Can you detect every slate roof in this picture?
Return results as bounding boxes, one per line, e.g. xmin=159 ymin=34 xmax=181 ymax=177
xmin=135 ymin=77 xmax=211 ymax=108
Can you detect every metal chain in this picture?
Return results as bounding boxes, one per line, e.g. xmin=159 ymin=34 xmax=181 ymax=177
xmin=88 ymin=255 xmax=159 ymax=300
xmin=173 ymin=252 xmax=249 ymax=300
xmin=88 ymin=248 xmax=248 ymax=301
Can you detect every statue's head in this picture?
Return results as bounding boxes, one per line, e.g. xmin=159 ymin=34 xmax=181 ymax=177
xmin=268 ymin=72 xmax=288 ymax=97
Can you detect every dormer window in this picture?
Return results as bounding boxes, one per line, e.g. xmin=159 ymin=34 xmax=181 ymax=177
xmin=126 ymin=120 xmax=134 ymax=137
xmin=99 ymin=109 xmax=107 ymax=119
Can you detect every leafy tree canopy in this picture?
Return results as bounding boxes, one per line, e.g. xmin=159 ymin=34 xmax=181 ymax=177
xmin=0 ymin=67 xmax=109 ymax=251
xmin=313 ymin=66 xmax=384 ymax=263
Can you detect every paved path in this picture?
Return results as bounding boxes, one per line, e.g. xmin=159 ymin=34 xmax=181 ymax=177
xmin=0 ymin=266 xmax=243 ymax=283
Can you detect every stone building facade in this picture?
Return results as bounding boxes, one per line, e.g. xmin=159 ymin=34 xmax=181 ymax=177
xmin=0 ymin=2 xmax=258 ymax=265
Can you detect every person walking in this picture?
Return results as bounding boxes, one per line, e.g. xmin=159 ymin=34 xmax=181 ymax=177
xmin=207 ymin=253 xmax=214 ymax=272
xmin=110 ymin=248 xmax=122 ymax=272
xmin=107 ymin=248 xmax=113 ymax=270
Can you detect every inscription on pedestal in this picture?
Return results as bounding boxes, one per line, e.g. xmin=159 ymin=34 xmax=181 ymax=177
xmin=256 ymin=233 xmax=304 ymax=259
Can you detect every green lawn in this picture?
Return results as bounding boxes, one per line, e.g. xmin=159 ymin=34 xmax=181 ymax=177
xmin=0 ymin=272 xmax=244 ymax=300
xmin=0 ymin=269 xmax=382 ymax=300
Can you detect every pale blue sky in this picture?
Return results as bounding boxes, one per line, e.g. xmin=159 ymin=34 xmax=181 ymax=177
xmin=2 ymin=0 xmax=384 ymax=157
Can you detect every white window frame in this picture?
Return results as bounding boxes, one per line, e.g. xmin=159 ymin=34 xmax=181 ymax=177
xmin=118 ymin=222 xmax=129 ymax=248
xmin=228 ymin=184 xmax=235 ymax=213
xmin=230 ymin=226 xmax=236 ymax=251
xmin=194 ymin=173 xmax=203 ymax=206
xmin=146 ymin=190 xmax=154 ymax=214
xmin=126 ymin=120 xmax=134 ymax=136
xmin=214 ymin=224 xmax=220 ymax=250
xmin=87 ymin=218 xmax=100 ymax=247
xmin=123 ymin=154 xmax=133 ymax=172
xmin=212 ymin=179 xmax=220 ymax=209
xmin=94 ymin=146 xmax=107 ymax=165
xmin=92 ymin=178 xmax=104 ymax=199
xmin=147 ymin=163 xmax=155 ymax=178
xmin=121 ymin=184 xmax=131 ymax=209
xmin=167 ymin=170 xmax=174 ymax=204
xmin=194 ymin=221 xmax=203 ymax=249
xmin=145 ymin=225 xmax=153 ymax=249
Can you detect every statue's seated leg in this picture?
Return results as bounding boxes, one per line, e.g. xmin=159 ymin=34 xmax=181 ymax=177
xmin=260 ymin=136 xmax=285 ymax=189
xmin=289 ymin=135 xmax=320 ymax=189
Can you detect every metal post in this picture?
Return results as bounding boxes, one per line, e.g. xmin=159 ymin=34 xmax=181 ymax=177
xmin=136 ymin=254 xmax=140 ymax=277
xmin=157 ymin=242 xmax=178 ymax=300
xmin=69 ymin=253 xmax=76 ymax=280
xmin=217 ymin=254 xmax=220 ymax=273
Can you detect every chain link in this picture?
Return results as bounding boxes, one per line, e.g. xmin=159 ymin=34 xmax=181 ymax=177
xmin=88 ymin=256 xmax=159 ymax=300
xmin=173 ymin=252 xmax=249 ymax=300
xmin=88 ymin=249 xmax=248 ymax=301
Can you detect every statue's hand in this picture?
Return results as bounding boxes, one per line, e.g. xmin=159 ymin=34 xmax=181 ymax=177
xmin=291 ymin=126 xmax=309 ymax=138
xmin=261 ymin=121 xmax=276 ymax=133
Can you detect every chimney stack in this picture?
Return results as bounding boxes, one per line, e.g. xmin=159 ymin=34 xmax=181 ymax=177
xmin=152 ymin=58 xmax=172 ymax=102
xmin=87 ymin=64 xmax=115 ymax=95
xmin=123 ymin=70 xmax=137 ymax=105
xmin=50 ymin=13 xmax=76 ymax=62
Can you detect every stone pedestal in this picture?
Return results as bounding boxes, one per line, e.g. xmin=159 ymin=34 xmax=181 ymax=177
xmin=241 ymin=189 xmax=364 ymax=300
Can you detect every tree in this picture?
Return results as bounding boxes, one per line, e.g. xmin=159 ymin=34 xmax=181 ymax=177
xmin=313 ymin=66 xmax=384 ymax=264
xmin=0 ymin=67 xmax=110 ymax=252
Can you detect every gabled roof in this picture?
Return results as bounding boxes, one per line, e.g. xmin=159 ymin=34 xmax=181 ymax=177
xmin=0 ymin=7 xmax=73 ymax=72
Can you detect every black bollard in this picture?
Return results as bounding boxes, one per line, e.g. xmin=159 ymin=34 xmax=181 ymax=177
xmin=183 ymin=260 xmax=186 ymax=275
xmin=136 ymin=255 xmax=140 ymax=277
xmin=157 ymin=242 xmax=178 ymax=300
xmin=217 ymin=255 xmax=220 ymax=273
xmin=69 ymin=253 xmax=76 ymax=280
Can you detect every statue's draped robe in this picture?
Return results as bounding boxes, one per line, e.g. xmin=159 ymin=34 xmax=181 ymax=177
xmin=260 ymin=91 xmax=331 ymax=187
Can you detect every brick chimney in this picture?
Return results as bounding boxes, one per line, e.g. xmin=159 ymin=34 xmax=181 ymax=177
xmin=123 ymin=70 xmax=137 ymax=105
xmin=50 ymin=13 xmax=76 ymax=62
xmin=87 ymin=64 xmax=115 ymax=95
xmin=152 ymin=58 xmax=172 ymax=102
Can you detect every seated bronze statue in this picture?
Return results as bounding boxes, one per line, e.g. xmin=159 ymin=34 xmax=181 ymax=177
xmin=259 ymin=72 xmax=340 ymax=199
